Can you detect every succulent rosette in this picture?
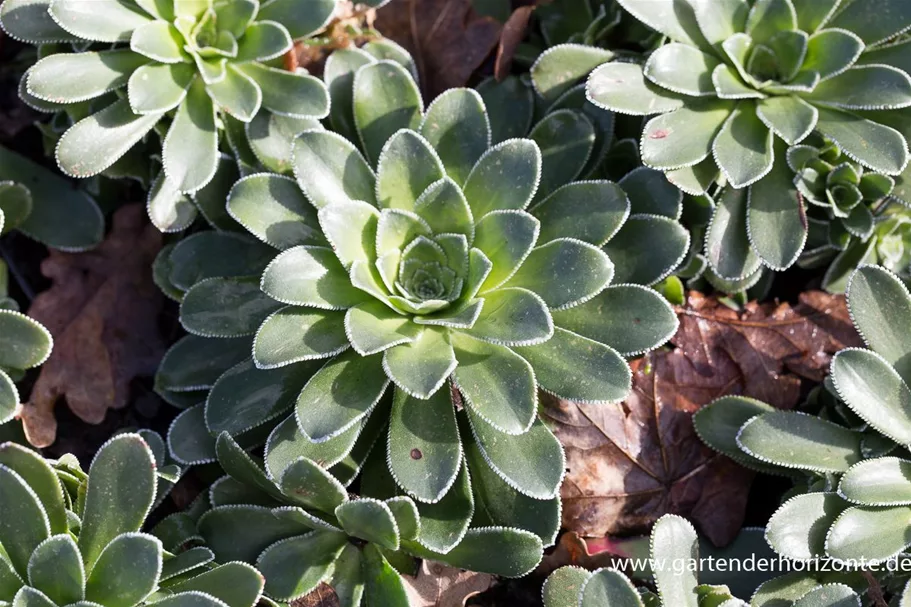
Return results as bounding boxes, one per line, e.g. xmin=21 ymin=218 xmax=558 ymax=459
xmin=585 ymin=0 xmax=911 ymax=280
xmin=0 ymin=0 xmax=336 ymax=193
xmin=153 ymin=50 xmax=680 ymax=551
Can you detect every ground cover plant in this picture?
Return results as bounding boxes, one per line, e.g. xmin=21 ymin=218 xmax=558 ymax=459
xmin=0 ymin=0 xmax=911 ymax=605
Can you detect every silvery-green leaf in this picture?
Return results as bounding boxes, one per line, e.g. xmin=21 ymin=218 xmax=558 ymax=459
xmin=666 ymin=158 xmax=719 ymax=196
xmin=181 ymin=277 xmax=280 ymax=338
xmin=514 ymin=328 xmax=630 ymax=404
xmin=247 ymin=112 xmax=321 ymax=174
xmin=468 ymin=413 xmax=563 ymax=500
xmin=691 ymin=0 xmax=749 ymax=45
xmin=693 ymin=396 xmax=785 ymax=473
xmin=49 ymin=0 xmax=150 ymax=43
xmin=586 ymin=62 xmax=685 ymax=116
xmin=0 ymin=463 xmax=49 ymax=577
xmin=375 ymin=129 xmax=445 ymax=211
xmin=765 ymin=493 xmax=847 ymax=559
xmin=802 ymin=29 xmax=864 ymax=81
xmin=265 ymin=413 xmax=364 ymax=483
xmin=295 ymin=350 xmax=388 ymax=442
xmin=28 ymin=50 xmax=146 ymax=104
xmin=388 ymin=387 xmax=460 ymax=503
xmin=603 ymin=215 xmax=689 ymax=286
xmin=0 ymin=443 xmax=66 ymax=535
xmin=279 ymin=457 xmax=348 ymax=512
xmin=253 ymin=307 xmax=347 ymax=369
xmin=745 ymin=0 xmax=796 ymax=44
xmin=736 ymin=411 xmax=861 ymax=472
xmin=166 ymin=562 xmax=264 ymax=607
xmin=807 ymin=66 xmax=911 ymax=111
xmin=463 ymin=139 xmax=541 ymax=217
xmin=335 ymin=499 xmax=400 ymax=550
xmin=531 ymin=44 xmax=613 ymax=103
xmin=382 ymin=328 xmax=455 ymax=399
xmin=619 ymin=167 xmax=682 ymax=219
xmin=858 ymin=37 xmax=911 ymax=75
xmin=27 ymin=534 xmax=82 ymax=605
xmin=262 ymin=246 xmax=366 ymax=309
xmin=552 ymin=285 xmax=678 ymax=357
xmin=56 ymin=99 xmax=162 ymax=178
xmin=613 ymin=0 xmax=706 ymax=47
xmin=207 ymin=65 xmax=262 ymax=122
xmin=706 ymin=187 xmax=762 ymax=280
xmin=198 ymin=504 xmax=317 ymax=564
xmin=163 ymin=78 xmax=218 ymax=193
xmin=411 ymin=460 xmax=473 ymax=553
xmin=0 ymin=182 xmax=30 ymax=235
xmin=385 ymin=497 xmax=419 ymax=541
xmin=531 ymin=181 xmax=628 ymax=247
xmin=11 ymin=587 xmax=56 ymax=607
xmin=361 ymin=38 xmax=416 ymax=80
xmin=413 ymin=178 xmax=474 ymax=238
xmin=324 ymin=47 xmax=376 ymax=143
xmin=235 ymin=21 xmax=292 ymax=62
xmin=130 ymin=20 xmax=184 ymax=63
xmin=651 ymin=515 xmax=699 ymax=607
xmin=464 ymin=436 xmax=559 ymax=546
xmin=147 ymin=171 xmax=196 ymax=233
xmin=0 ymin=310 xmax=52 ymax=370
xmin=420 ymin=88 xmax=490 ymax=186
xmin=822 ymin=238 xmax=877 ymax=294
xmin=227 ymin=173 xmax=325 ymax=249
xmin=507 ymin=239 xmax=613 ymax=308
xmin=239 ymin=63 xmax=329 ymax=119
xmin=255 ymin=530 xmax=347 ymax=601
xmin=830 ymin=348 xmax=911 ymax=445
xmin=323 ymin=545 xmax=364 ymax=607
xmin=578 ymin=568 xmax=643 ymax=607
xmin=127 ymin=62 xmax=194 ymax=114
xmin=293 ymin=130 xmax=376 ymax=208
xmin=79 ymin=434 xmax=156 ymax=571
xmin=756 ymin=96 xmax=817 ymax=146
xmin=530 ymin=110 xmax=595 ymax=197
xmin=353 ymin=61 xmax=423 ymax=164
xmin=542 ymin=567 xmax=592 ymax=607
xmin=712 ymin=64 xmax=762 ymax=100
xmin=477 ymin=76 xmax=534 ymax=144
xmin=826 ymin=506 xmax=911 ymax=562
xmin=452 ymin=333 xmax=536 ymax=435
xmin=318 ymin=199 xmax=379 ymax=268
xmin=362 ymin=544 xmax=408 ymax=604
xmin=0 ymin=372 xmax=16 ymax=425
xmin=0 ymin=0 xmax=78 ymax=43
xmin=344 ymin=301 xmax=420 ymax=356
xmin=167 ymin=405 xmax=217 ymax=465
xmin=829 ymin=0 xmax=911 ymax=46
xmin=815 ymin=106 xmax=909 ymax=176
xmin=85 ymin=533 xmax=161 ymax=607
xmin=465 ymin=287 xmax=553 ymax=346
xmin=473 ymin=210 xmax=539 ymax=291
xmin=643 ymin=43 xmax=719 ymax=97
xmin=157 ymin=335 xmax=250 ymax=392
xmin=713 ymin=102 xmax=774 ymax=188
xmin=256 ymin=0 xmax=335 ymax=38
xmin=167 ymin=231 xmax=274 ymax=290
xmin=404 ymin=526 xmax=543 ymax=578
xmin=791 ymin=585 xmax=859 ymax=607
xmin=840 ymin=457 xmax=911 ymax=506
xmin=792 ymin=0 xmax=840 ymax=32
xmin=641 ymin=99 xmax=731 ymax=171
xmin=748 ymin=140 xmax=806 ymax=270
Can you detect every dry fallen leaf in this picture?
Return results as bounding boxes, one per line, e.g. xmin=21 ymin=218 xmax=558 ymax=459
xmin=20 ymin=204 xmax=165 ymax=447
xmin=375 ymin=0 xmax=503 ymax=98
xmin=494 ymin=6 xmax=535 ymax=81
xmin=544 ymin=291 xmax=862 ymax=547
xmin=403 ymin=561 xmax=495 ymax=607
xmin=291 ymin=583 xmax=340 ymax=607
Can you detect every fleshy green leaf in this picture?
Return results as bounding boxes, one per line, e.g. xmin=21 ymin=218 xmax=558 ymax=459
xmin=147 ymin=171 xmax=196 ymax=233
xmin=163 ymin=78 xmax=218 ymax=193
xmin=324 ymin=48 xmax=376 ymax=143
xmin=28 ymin=50 xmax=146 ymax=104
xmin=375 ymin=129 xmax=445 ymax=211
xmin=411 ymin=461 xmax=473 ymax=553
xmin=531 ymin=44 xmax=613 ymax=103
xmin=166 ymin=562 xmax=265 ymax=607
xmin=168 ymin=405 xmax=217 ymax=465
xmin=651 ymin=515 xmax=699 ymax=607
xmin=404 ymin=526 xmax=543 ymax=578
xmin=335 ymin=499 xmax=400 ymax=550
xmin=295 ymin=350 xmax=388 ymax=441
xmin=792 ymin=585 xmax=859 ymax=607
xmin=227 ymin=174 xmax=325 ymax=249
xmin=840 ymin=457 xmax=911 ymax=506
xmin=466 ymin=288 xmax=553 ymax=346
xmin=815 ymin=106 xmax=909 ymax=176
xmin=477 ymin=76 xmax=534 ymax=144
xmin=293 ymin=130 xmax=376 ymax=209
xmin=362 ymin=544 xmax=409 ymax=604
xmin=507 ymin=239 xmax=613 ymax=308
xmin=0 ymin=463 xmax=49 ymax=578
xmin=756 ymin=96 xmax=817 ymax=146
xmin=413 ymin=178 xmax=474 ymax=238
xmin=748 ymin=140 xmax=806 ymax=270
xmin=551 ymin=285 xmax=678 ymax=356
xmin=736 ymin=411 xmax=861 ymax=472
xmin=253 ymin=307 xmax=348 ymax=369
xmin=529 ymin=110 xmax=595 ymax=197
xmin=345 ymin=301 xmax=421 ymax=356
xmin=578 ymin=569 xmax=643 ymax=607
xmin=318 ymin=200 xmax=379 ymax=268
xmin=828 ymin=0 xmax=911 ymax=46
xmin=0 ymin=443 xmax=66 ymax=535
xmin=765 ymin=493 xmax=846 ymax=559
xmin=27 ymin=534 xmax=83 ymax=605
xmin=452 ymin=333 xmax=537 ymax=435
xmin=613 ymin=0 xmax=706 ymax=47
xmin=0 ymin=0 xmax=78 ymax=43
xmin=644 ymin=43 xmax=718 ymax=97
xmin=807 ymin=66 xmax=911 ymax=111
xmin=255 ymin=530 xmax=347 ymax=601
xmin=130 ymin=20 xmax=184 ymax=63
xmin=262 ymin=246 xmax=366 ymax=309
xmin=279 ymin=457 xmax=349 ymax=512
xmin=239 ymin=63 xmax=329 ymax=119
xmin=531 ymin=181 xmax=629 ymax=247
xmin=586 ymin=62 xmax=685 ymax=117
xmin=463 ymin=139 xmax=541 ymax=218
xmin=246 ymin=112 xmax=321 ymax=174
xmin=198 ymin=505 xmax=321 ymax=563
xmin=641 ymin=100 xmax=731 ymax=171
xmin=181 ymin=277 xmax=281 ymax=338
xmin=388 ymin=385 xmax=461 ymax=503
xmin=79 ymin=434 xmax=156 ymax=571
xmin=382 ymin=327 xmax=456 ymax=399
xmin=826 ymin=506 xmax=911 ymax=562
xmin=619 ymin=167 xmax=682 ymax=219
xmin=49 ymin=0 xmax=151 ymax=43
xmin=128 ymin=63 xmax=194 ymax=114
xmin=803 ymin=29 xmax=864 ymax=81
xmin=207 ymin=65 xmax=262 ymax=123
xmin=602 ymin=215 xmax=689 ymax=286
xmin=420 ymin=89 xmax=490 ymax=185
xmin=713 ymin=102 xmax=774 ymax=189
xmin=706 ymin=187 xmax=762 ymax=280
xmin=692 ymin=396 xmax=782 ymax=473
xmin=353 ymin=61 xmax=423 ymax=164
xmin=0 ymin=310 xmax=51 ymax=369
xmin=157 ymin=335 xmax=250 ymax=392
xmin=85 ymin=533 xmax=161 ymax=607
xmin=256 ymin=0 xmax=335 ymax=39
xmin=473 ymin=210 xmax=539 ymax=291
xmin=235 ymin=21 xmax=292 ymax=62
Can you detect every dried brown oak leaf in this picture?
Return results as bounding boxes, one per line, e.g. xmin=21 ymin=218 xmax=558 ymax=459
xmin=375 ymin=0 xmax=502 ymax=98
xmin=403 ymin=561 xmax=494 ymax=607
xmin=20 ymin=204 xmax=165 ymax=448
xmin=544 ymin=290 xmax=862 ymax=546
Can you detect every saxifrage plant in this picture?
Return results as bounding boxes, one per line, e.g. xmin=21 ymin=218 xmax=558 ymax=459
xmin=193 ymin=432 xmax=543 ymax=603
xmin=0 ymin=433 xmax=266 ymax=607
xmin=585 ymin=0 xmax=911 ymax=279
xmin=0 ymin=262 xmax=52 ymax=426
xmin=694 ymin=267 xmax=911 ymax=601
xmin=0 ymin=0 xmax=336 ymax=193
xmin=153 ymin=48 xmax=682 ymax=522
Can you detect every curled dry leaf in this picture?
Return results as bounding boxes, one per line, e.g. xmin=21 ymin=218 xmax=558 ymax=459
xmin=20 ymin=204 xmax=165 ymax=447
xmin=402 ymin=561 xmax=495 ymax=607
xmin=494 ymin=6 xmax=535 ymax=81
xmin=544 ymin=291 xmax=862 ymax=546
xmin=291 ymin=583 xmax=340 ymax=607
xmin=375 ymin=0 xmax=503 ymax=97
